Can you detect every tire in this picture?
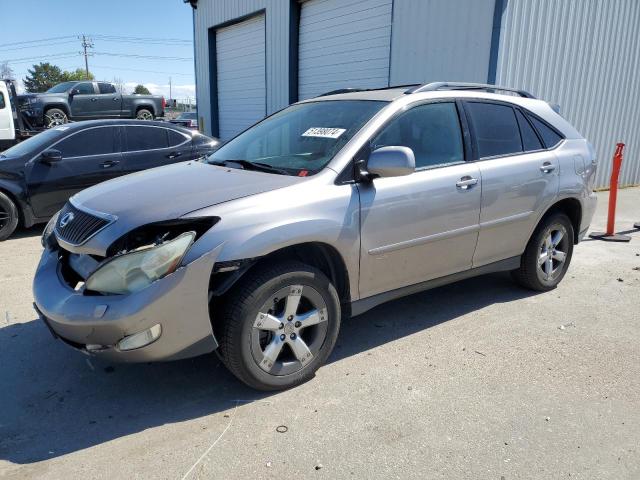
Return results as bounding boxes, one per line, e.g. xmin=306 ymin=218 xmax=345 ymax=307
xmin=44 ymin=108 xmax=68 ymax=128
xmin=512 ymin=212 xmax=574 ymax=291
xmin=0 ymin=191 xmax=19 ymax=241
xmin=136 ymin=108 xmax=154 ymax=120
xmin=218 ymin=261 xmax=341 ymax=391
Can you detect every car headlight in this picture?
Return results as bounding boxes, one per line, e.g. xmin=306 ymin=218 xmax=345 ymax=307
xmin=85 ymin=231 xmax=195 ymax=295
xmin=27 ymin=97 xmax=39 ymax=105
xmin=41 ymin=210 xmax=60 ymax=247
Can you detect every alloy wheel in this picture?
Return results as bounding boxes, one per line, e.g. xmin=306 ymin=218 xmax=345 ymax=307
xmin=0 ymin=207 xmax=10 ymax=230
xmin=251 ymin=284 xmax=329 ymax=376
xmin=137 ymin=111 xmax=153 ymax=120
xmin=45 ymin=111 xmax=68 ymax=128
xmin=537 ymin=224 xmax=569 ymax=283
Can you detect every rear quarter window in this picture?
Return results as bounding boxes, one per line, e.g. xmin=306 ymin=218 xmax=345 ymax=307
xmin=167 ymin=129 xmax=188 ymax=147
xmin=526 ymin=114 xmax=564 ymax=148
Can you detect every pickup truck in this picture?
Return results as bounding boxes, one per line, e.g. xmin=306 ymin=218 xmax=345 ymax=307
xmin=17 ymin=81 xmax=165 ymax=129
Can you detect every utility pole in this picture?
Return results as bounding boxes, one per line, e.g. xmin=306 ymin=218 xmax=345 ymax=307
xmin=169 ymin=76 xmax=172 ymax=104
xmin=80 ymin=35 xmax=93 ymax=79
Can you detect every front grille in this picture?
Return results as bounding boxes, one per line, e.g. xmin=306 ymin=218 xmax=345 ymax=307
xmin=54 ymin=202 xmax=113 ymax=246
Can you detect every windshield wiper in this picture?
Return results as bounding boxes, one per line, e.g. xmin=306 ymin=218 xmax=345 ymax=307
xmin=209 ymin=159 xmax=290 ymax=176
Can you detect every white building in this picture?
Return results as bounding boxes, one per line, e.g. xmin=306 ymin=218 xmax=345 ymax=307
xmin=189 ymin=0 xmax=640 ymax=188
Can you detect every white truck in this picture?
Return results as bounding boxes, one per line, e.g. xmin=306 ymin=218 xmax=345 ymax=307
xmin=0 ymin=79 xmax=41 ymax=150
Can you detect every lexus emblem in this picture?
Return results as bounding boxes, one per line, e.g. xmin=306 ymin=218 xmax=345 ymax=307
xmin=59 ymin=212 xmax=75 ymax=228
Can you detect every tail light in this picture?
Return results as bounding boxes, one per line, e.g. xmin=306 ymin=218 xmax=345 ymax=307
xmin=161 ymin=97 xmax=166 ymax=109
xmin=189 ymin=119 xmax=196 ymax=127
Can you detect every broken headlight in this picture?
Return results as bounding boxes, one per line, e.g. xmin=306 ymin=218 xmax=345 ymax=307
xmin=85 ymin=231 xmax=195 ymax=295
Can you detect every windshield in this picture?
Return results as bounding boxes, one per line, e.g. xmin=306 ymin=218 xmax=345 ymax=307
xmin=178 ymin=112 xmax=197 ymax=120
xmin=46 ymin=82 xmax=77 ymax=93
xmin=207 ymin=100 xmax=386 ymax=175
xmin=0 ymin=128 xmax=64 ymax=158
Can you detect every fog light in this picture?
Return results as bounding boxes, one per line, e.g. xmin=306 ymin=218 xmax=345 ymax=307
xmin=117 ymin=324 xmax=162 ymax=351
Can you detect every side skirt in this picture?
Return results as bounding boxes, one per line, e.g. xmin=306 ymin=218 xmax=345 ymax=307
xmin=350 ymin=256 xmax=521 ymax=317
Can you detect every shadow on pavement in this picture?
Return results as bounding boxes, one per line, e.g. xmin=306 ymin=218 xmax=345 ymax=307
xmin=0 ymin=271 xmax=537 ymax=464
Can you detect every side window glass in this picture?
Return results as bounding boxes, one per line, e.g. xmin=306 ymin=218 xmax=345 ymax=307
xmin=515 ymin=109 xmax=543 ymax=151
xmin=526 ymin=114 xmax=563 ymax=148
xmin=56 ymin=127 xmax=115 ymax=157
xmin=125 ymin=126 xmax=169 ymax=151
xmin=371 ymin=102 xmax=464 ymax=169
xmin=0 ymin=92 xmax=5 ymax=109
xmin=74 ymin=82 xmax=94 ymax=94
xmin=98 ymin=83 xmax=116 ymax=94
xmin=167 ymin=129 xmax=188 ymax=147
xmin=466 ymin=102 xmax=522 ymax=157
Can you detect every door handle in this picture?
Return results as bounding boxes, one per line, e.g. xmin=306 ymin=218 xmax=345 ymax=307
xmin=91 ymin=98 xmax=98 ymax=102
xmin=113 ymin=97 xmax=120 ymax=101
xmin=456 ymin=176 xmax=478 ymax=190
xmin=540 ymin=162 xmax=556 ymax=173
xmin=167 ymin=151 xmax=183 ymax=159
xmin=100 ymin=160 xmax=120 ymax=168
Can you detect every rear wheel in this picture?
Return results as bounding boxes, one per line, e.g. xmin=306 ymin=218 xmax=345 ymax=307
xmin=0 ymin=191 xmax=19 ymax=241
xmin=44 ymin=108 xmax=68 ymax=128
xmin=218 ymin=261 xmax=341 ymax=391
xmin=136 ymin=108 xmax=154 ymax=120
xmin=512 ymin=213 xmax=574 ymax=291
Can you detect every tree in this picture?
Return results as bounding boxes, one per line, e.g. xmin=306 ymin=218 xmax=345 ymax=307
xmin=0 ymin=62 xmax=15 ymax=80
xmin=61 ymin=68 xmax=94 ymax=81
xmin=133 ymin=84 xmax=151 ymax=95
xmin=23 ymin=63 xmax=94 ymax=92
xmin=23 ymin=62 xmax=64 ymax=92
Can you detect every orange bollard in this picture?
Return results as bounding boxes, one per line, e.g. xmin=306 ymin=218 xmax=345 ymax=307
xmin=589 ymin=143 xmax=631 ymax=242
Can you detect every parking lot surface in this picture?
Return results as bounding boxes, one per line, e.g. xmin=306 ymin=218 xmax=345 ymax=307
xmin=1 ymin=188 xmax=639 ymax=479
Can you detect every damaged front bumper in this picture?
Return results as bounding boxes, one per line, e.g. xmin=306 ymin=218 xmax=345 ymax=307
xmin=32 ymin=244 xmax=222 ymax=362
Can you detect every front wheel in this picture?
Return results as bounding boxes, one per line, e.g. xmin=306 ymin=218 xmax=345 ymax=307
xmin=0 ymin=191 xmax=19 ymax=241
xmin=136 ymin=108 xmax=154 ymax=120
xmin=44 ymin=108 xmax=68 ymax=128
xmin=218 ymin=261 xmax=341 ymax=390
xmin=512 ymin=212 xmax=574 ymax=291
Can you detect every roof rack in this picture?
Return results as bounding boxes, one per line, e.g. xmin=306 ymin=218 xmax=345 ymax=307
xmin=405 ymin=82 xmax=535 ymax=99
xmin=317 ymin=84 xmax=420 ymax=97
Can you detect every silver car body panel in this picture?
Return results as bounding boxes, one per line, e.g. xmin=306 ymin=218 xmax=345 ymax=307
xmin=33 ymin=87 xmax=597 ymax=362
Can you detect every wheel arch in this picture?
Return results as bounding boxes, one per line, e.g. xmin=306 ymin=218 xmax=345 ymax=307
xmin=135 ymin=104 xmax=155 ymax=116
xmin=538 ymin=197 xmax=582 ymax=244
xmin=43 ymin=104 xmax=70 ymax=117
xmin=209 ymin=241 xmax=352 ymax=308
xmin=0 ymin=183 xmax=27 ymax=227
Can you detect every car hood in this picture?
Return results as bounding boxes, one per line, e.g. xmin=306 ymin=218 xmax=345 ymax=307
xmin=73 ymin=160 xmax=302 ymax=232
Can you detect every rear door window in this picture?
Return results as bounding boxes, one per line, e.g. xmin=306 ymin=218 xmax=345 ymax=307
xmin=466 ymin=102 xmax=522 ymax=158
xmin=0 ymin=92 xmax=5 ymax=109
xmin=125 ymin=126 xmax=169 ymax=151
xmin=515 ymin=109 xmax=543 ymax=151
xmin=98 ymin=83 xmax=116 ymax=94
xmin=527 ymin=114 xmax=564 ymax=148
xmin=55 ymin=127 xmax=116 ymax=157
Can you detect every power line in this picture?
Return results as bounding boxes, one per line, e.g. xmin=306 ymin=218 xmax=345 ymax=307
xmin=0 ymin=39 xmax=79 ymax=52
xmin=84 ymin=64 xmax=194 ymax=76
xmin=93 ymin=51 xmax=192 ymax=61
xmin=91 ymin=34 xmax=191 ymax=44
xmin=0 ymin=35 xmax=76 ymax=48
xmin=2 ymin=52 xmax=80 ymax=63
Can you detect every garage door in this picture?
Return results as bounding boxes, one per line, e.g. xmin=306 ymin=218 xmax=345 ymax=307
xmin=298 ymin=0 xmax=393 ymax=100
xmin=216 ymin=14 xmax=266 ymax=140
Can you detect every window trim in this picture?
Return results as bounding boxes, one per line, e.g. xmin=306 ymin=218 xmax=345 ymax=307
xmin=28 ymin=125 xmax=119 ymax=162
xmin=461 ymin=98 xmax=566 ymax=162
xmin=73 ymin=82 xmax=97 ymax=95
xmin=523 ymin=109 xmax=565 ymax=149
xmin=366 ymin=99 xmax=470 ymax=173
xmin=122 ymin=125 xmax=191 ymax=154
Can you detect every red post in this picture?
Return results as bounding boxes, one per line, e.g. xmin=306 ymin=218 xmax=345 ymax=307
xmin=606 ymin=143 xmax=625 ymax=235
xmin=589 ymin=142 xmax=631 ymax=242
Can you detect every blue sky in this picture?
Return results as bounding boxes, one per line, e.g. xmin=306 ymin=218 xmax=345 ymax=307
xmin=1 ymin=0 xmax=195 ymax=100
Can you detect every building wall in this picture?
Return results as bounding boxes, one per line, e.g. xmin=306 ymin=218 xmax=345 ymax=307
xmin=389 ymin=0 xmax=495 ymax=85
xmin=495 ymin=0 xmax=640 ymax=188
xmin=193 ymin=0 xmax=292 ymax=136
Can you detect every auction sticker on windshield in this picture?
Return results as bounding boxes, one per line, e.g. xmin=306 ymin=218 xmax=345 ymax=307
xmin=302 ymin=127 xmax=346 ymax=139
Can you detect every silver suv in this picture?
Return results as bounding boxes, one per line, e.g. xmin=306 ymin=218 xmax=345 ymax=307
xmin=34 ymin=82 xmax=598 ymax=390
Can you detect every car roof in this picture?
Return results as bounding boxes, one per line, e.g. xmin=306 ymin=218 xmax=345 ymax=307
xmin=52 ymin=119 xmax=193 ymax=133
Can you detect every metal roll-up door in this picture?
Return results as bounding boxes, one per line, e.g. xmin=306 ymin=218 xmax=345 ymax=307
xmin=298 ymin=0 xmax=393 ymax=100
xmin=216 ymin=14 xmax=266 ymax=140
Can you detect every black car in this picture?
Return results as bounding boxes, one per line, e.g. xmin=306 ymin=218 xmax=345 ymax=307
xmin=0 ymin=120 xmax=219 ymax=240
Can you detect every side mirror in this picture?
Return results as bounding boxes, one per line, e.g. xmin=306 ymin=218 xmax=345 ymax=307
xmin=40 ymin=149 xmax=62 ymax=165
xmin=69 ymin=88 xmax=80 ymax=96
xmin=366 ymin=146 xmax=415 ymax=179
